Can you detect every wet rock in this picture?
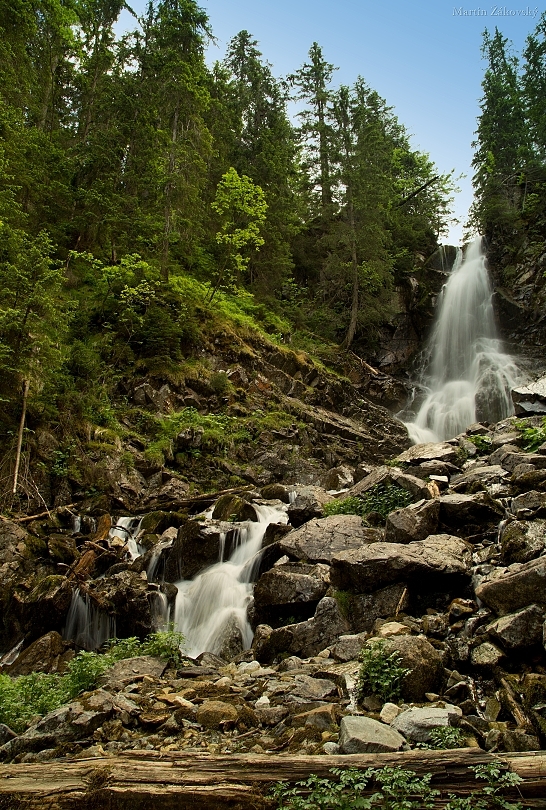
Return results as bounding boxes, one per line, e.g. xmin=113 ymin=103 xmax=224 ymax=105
xmin=287 ymin=487 xmax=334 ymax=528
xmin=510 ymin=491 xmax=546 ymax=518
xmin=20 ymin=575 xmax=73 ymax=640
xmin=279 ymin=515 xmax=381 ymax=563
xmin=501 ymin=729 xmax=541 ymax=751
xmin=260 ymin=484 xmax=290 ymax=503
xmin=47 ymin=534 xmax=80 ymax=564
xmin=475 ymin=557 xmax=546 ymax=615
xmin=392 ymin=705 xmax=462 ymax=742
xmin=212 ymin=495 xmax=258 ymax=522
xmin=339 ymin=716 xmax=405 ymax=753
xmin=385 ymin=499 xmax=440 ymax=544
xmin=0 ymin=725 xmax=16 ymax=746
xmin=253 ymin=563 xmax=330 ymax=618
xmin=164 ymin=520 xmax=234 ymax=581
xmin=500 ymin=520 xmax=546 ymax=564
xmin=7 ymin=631 xmax=68 ymax=676
xmin=486 ymin=604 xmax=544 ymax=650
xmin=196 ymin=700 xmax=238 ymax=730
xmin=217 ymin=615 xmax=245 ymax=662
xmin=512 ymin=376 xmax=546 ymax=416
xmin=331 ymin=534 xmax=471 ymax=593
xmin=450 ymin=465 xmax=510 ymax=494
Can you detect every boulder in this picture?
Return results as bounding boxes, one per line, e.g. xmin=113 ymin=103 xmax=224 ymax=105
xmin=347 ymin=466 xmax=431 ymax=502
xmin=512 ymin=376 xmax=546 ymax=416
xmin=376 ymin=635 xmax=443 ymax=702
xmin=253 ymin=563 xmax=330 ymax=610
xmin=260 ymin=484 xmax=290 ymax=503
xmin=470 ymin=642 xmax=505 ymax=668
xmin=486 ymin=604 xmax=544 ymax=650
xmin=395 ymin=442 xmax=460 ymax=466
xmin=287 ymin=675 xmax=337 ymax=702
xmin=279 ymin=515 xmax=381 ymax=563
xmin=330 ymin=633 xmax=368 ymax=663
xmin=46 ymin=534 xmax=80 ymax=564
xmin=339 ymin=716 xmax=405 ymax=753
xmin=500 ymin=520 xmax=546 ymax=564
xmin=320 ymin=466 xmax=354 ymax=491
xmin=212 ymin=495 xmax=258 ymax=522
xmin=349 ymin=583 xmax=409 ymax=633
xmin=450 ymin=465 xmax=510 ymax=494
xmin=252 ymin=597 xmax=350 ymax=664
xmin=99 ymin=656 xmax=168 ymax=689
xmin=438 ymin=493 xmax=504 ymax=536
xmin=392 ymin=705 xmax=462 ymax=742
xmin=475 ymin=557 xmax=546 ymax=615
xmin=331 ymin=534 xmax=471 ymax=593
xmin=510 ymin=491 xmax=546 ymax=518
xmin=385 ymin=499 xmax=440 ymax=544
xmin=7 ymin=631 xmax=68 ymax=676
xmin=196 ymin=701 xmax=238 ymax=730
xmin=287 ymin=487 xmax=334 ymax=528
xmin=164 ymin=520 xmax=236 ymax=580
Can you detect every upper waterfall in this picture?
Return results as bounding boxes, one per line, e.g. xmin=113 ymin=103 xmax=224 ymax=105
xmin=403 ymin=237 xmax=520 ymax=443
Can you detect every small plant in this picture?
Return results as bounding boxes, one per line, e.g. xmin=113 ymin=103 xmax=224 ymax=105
xmin=419 ymin=726 xmax=466 ymax=750
xmin=323 ymin=483 xmax=413 ymax=521
xmin=518 ymin=417 xmax=546 ymax=452
xmin=357 ymin=640 xmax=410 ymax=703
xmin=466 ymin=434 xmax=492 ymax=454
xmin=269 ymin=762 xmax=528 ymax=810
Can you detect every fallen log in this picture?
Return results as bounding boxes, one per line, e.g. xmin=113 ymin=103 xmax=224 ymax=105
xmin=1 ymin=749 xmax=545 ymax=809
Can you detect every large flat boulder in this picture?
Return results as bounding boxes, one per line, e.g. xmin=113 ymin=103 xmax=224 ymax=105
xmin=339 ymin=716 xmax=405 ymax=753
xmin=279 ymin=515 xmax=381 ymax=563
xmin=395 ymin=442 xmax=460 ymax=466
xmin=253 ymin=563 xmax=330 ymax=609
xmin=475 ymin=557 xmax=546 ymax=615
xmin=330 ymin=534 xmax=471 ymax=592
xmin=392 ymin=705 xmax=461 ymax=742
xmin=512 ymin=376 xmax=546 ymax=416
xmin=486 ymin=604 xmax=544 ymax=650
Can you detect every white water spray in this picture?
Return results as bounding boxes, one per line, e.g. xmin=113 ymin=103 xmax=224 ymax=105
xmin=173 ymin=503 xmax=288 ymax=658
xmin=404 ymin=237 xmax=519 ymax=443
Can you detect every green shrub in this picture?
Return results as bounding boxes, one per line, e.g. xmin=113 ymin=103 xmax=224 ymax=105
xmin=466 ymin=434 xmax=492 ymax=454
xmin=324 ymin=483 xmax=413 ymax=521
xmin=357 ymin=640 xmax=410 ymax=703
xmin=518 ymin=417 xmax=546 ymax=452
xmin=0 ymin=630 xmax=185 ymax=733
xmin=420 ymin=726 xmax=466 ymax=750
xmin=269 ymin=762 xmax=527 ymax=809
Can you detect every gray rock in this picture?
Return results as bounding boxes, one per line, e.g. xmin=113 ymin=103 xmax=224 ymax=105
xmin=339 ymin=715 xmax=405 ymax=753
xmin=320 ymin=466 xmax=354 ymax=491
xmin=164 ymin=520 xmax=238 ymax=580
xmin=330 ymin=633 xmax=368 ymax=662
xmin=438 ymin=493 xmax=504 ymax=535
xmin=385 ymin=499 xmax=440 ymax=544
xmin=0 ymin=724 xmax=16 ymax=746
xmin=510 ymin=491 xmax=546 ymax=518
xmin=512 ymin=376 xmax=546 ymax=416
xmin=287 ymin=675 xmax=337 ymax=702
xmin=331 ymin=534 xmax=471 ymax=592
xmin=500 ymin=520 xmax=546 ymax=564
xmin=470 ymin=642 xmax=505 ymax=668
xmin=487 ymin=604 xmax=544 ymax=650
xmin=287 ymin=487 xmax=334 ymax=528
xmin=99 ymin=656 xmax=168 ymax=689
xmin=346 ymin=466 xmax=431 ymax=502
xmin=475 ymin=557 xmax=546 ymax=615
xmin=253 ymin=597 xmax=350 ymax=663
xmin=395 ymin=442 xmax=460 ymax=466
xmin=349 ymin=583 xmax=409 ymax=633
xmin=392 ymin=705 xmax=462 ymax=742
xmin=253 ymin=563 xmax=330 ymax=611
xmin=376 ymin=635 xmax=443 ymax=702
xmin=279 ymin=515 xmax=381 ymax=563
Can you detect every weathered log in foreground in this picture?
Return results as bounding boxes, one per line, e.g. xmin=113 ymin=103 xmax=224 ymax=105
xmin=1 ymin=749 xmax=546 ymax=809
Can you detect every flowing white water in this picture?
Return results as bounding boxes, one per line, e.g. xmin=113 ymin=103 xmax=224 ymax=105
xmin=404 ymin=237 xmax=520 ymax=443
xmin=173 ymin=503 xmax=288 ymax=658
xmin=64 ymin=588 xmax=116 ymax=650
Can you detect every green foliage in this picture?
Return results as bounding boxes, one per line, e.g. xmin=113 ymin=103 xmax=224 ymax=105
xmin=517 ymin=417 xmax=546 ymax=452
xmin=419 ymin=726 xmax=466 ymax=750
xmin=269 ymin=762 xmax=527 ymax=810
xmin=324 ymin=483 xmax=413 ymax=521
xmin=357 ymin=640 xmax=410 ymax=703
xmin=0 ymin=630 xmax=185 ymax=733
xmin=466 ymin=434 xmax=493 ymax=454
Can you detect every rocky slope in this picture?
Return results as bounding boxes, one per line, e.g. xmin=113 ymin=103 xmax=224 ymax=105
xmin=3 ymin=413 xmax=546 ymax=765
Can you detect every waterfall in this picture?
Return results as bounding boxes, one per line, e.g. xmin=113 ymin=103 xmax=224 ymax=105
xmin=173 ymin=502 xmax=288 ymax=659
xmin=404 ymin=237 xmax=519 ymax=443
xmin=64 ymin=588 xmax=116 ymax=650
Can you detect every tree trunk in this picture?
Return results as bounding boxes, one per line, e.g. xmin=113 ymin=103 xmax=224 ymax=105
xmin=0 ymin=750 xmax=545 ymax=809
xmin=11 ymin=379 xmax=29 ymax=496
xmin=341 ymin=196 xmax=359 ymax=350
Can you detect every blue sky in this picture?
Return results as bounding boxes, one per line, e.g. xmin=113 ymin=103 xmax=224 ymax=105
xmin=119 ymin=0 xmax=543 ymax=244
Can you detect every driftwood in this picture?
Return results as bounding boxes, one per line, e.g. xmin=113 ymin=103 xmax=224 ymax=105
xmin=1 ymin=749 xmax=546 ymax=809
xmin=136 ymin=485 xmax=256 ymax=514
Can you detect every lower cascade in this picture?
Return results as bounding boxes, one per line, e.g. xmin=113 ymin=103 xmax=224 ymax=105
xmin=403 ymin=237 xmax=520 ymax=443
xmin=173 ymin=502 xmax=288 ymax=658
